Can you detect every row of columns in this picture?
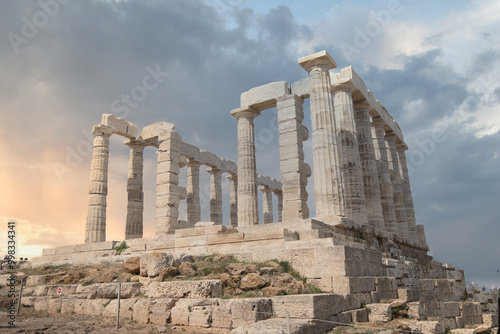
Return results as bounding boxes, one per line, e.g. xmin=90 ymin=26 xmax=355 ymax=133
xmin=85 ymin=127 xmax=283 ymax=243
xmin=231 ymin=51 xmax=419 ymax=244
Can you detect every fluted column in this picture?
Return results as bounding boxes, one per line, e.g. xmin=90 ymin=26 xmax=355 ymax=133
xmin=125 ymin=139 xmax=148 ymax=240
xmin=230 ymin=107 xmax=260 ymax=226
xmin=354 ymin=102 xmax=385 ymax=229
xmin=396 ymin=144 xmax=418 ymax=242
xmin=276 ymin=94 xmax=310 ymax=219
xmin=186 ymin=159 xmax=202 ymax=225
xmin=260 ymin=186 xmax=274 ymax=224
xmin=333 ymin=83 xmax=367 ymax=224
xmin=85 ymin=125 xmax=113 ymax=243
xmin=371 ymin=118 xmax=397 ymax=234
xmin=274 ymin=190 xmax=283 ymax=222
xmin=207 ymin=167 xmax=223 ymax=225
xmin=156 ymin=129 xmax=184 ymax=235
xmin=386 ymin=133 xmax=408 ymax=240
xmin=227 ymin=174 xmax=238 ymax=227
xmin=299 ymin=50 xmax=345 ymax=217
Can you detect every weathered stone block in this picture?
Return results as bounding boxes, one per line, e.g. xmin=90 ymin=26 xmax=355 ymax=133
xmin=131 ymin=298 xmax=151 ymax=324
xmin=347 ymin=308 xmax=369 ymax=323
xmin=374 ymin=277 xmax=397 ymax=292
xmin=146 ymin=280 xmax=222 ymax=298
xmin=273 ymin=294 xmax=346 ymax=320
xmin=366 ymin=303 xmax=391 ymax=322
xmin=26 ymin=275 xmax=46 ymax=286
xmin=408 ymin=302 xmax=423 ymax=320
xmin=140 ymin=252 xmax=173 ymax=277
xmin=211 ymin=299 xmax=232 ymax=328
xmin=149 ymin=298 xmax=177 ymax=325
xmin=230 ymin=298 xmax=272 ymax=327
xmin=482 ymin=313 xmax=498 ymax=327
xmin=398 ymin=288 xmax=420 ymax=302
xmin=332 ymin=276 xmax=375 ymax=294
xmin=441 ymin=302 xmax=460 ymax=317
xmin=189 ymin=305 xmax=214 ymax=328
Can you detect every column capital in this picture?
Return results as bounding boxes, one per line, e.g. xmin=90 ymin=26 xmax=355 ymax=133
xmin=298 ymin=50 xmax=337 ymax=72
xmin=187 ymin=159 xmax=203 ymax=167
xmin=259 ymin=185 xmax=272 ymax=193
xmin=92 ymin=124 xmax=114 ymax=137
xmin=226 ymin=173 xmax=237 ymax=180
xmin=124 ymin=138 xmax=149 ymax=148
xmin=396 ymin=142 xmax=409 ymax=151
xmin=385 ymin=132 xmax=398 ymax=142
xmin=206 ymin=167 xmax=223 ymax=175
xmin=230 ymin=106 xmax=260 ymax=120
xmin=332 ymin=82 xmax=355 ymax=94
xmin=354 ymin=100 xmax=372 ymax=113
xmin=371 ymin=117 xmax=386 ymax=129
xmin=273 ymin=189 xmax=283 ymax=196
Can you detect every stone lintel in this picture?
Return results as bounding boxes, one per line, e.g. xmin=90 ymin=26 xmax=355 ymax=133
xmin=92 ymin=124 xmax=114 ymax=136
xmin=257 ymin=173 xmax=282 ymax=191
xmin=101 ymin=114 xmax=138 ymax=138
xmin=290 ymin=77 xmax=310 ymax=99
xmin=396 ymin=141 xmax=409 ymax=151
xmin=140 ymin=121 xmax=175 ymax=141
xmin=240 ymin=81 xmax=290 ymax=111
xmin=298 ymin=50 xmax=337 ymax=71
xmin=331 ymin=79 xmax=355 ymax=93
xmin=124 ymin=138 xmax=150 ymax=147
xmin=230 ymin=106 xmax=260 ymax=119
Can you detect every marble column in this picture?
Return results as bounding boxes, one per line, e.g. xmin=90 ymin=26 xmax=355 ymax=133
xmin=227 ymin=174 xmax=238 ymax=227
xmin=230 ymin=107 xmax=260 ymax=226
xmin=85 ymin=125 xmax=113 ymax=243
xmin=386 ymin=133 xmax=408 ymax=240
xmin=125 ymin=139 xmax=148 ymax=240
xmin=186 ymin=159 xmax=202 ymax=225
xmin=396 ymin=144 xmax=418 ymax=242
xmin=371 ymin=118 xmax=397 ymax=235
xmin=156 ymin=129 xmax=183 ymax=235
xmin=276 ymin=94 xmax=310 ymax=219
xmin=274 ymin=190 xmax=283 ymax=222
xmin=354 ymin=102 xmax=385 ymax=230
xmin=333 ymin=83 xmax=368 ymax=224
xmin=260 ymin=186 xmax=274 ymax=224
xmin=207 ymin=167 xmax=223 ymax=225
xmin=299 ymin=51 xmax=345 ymax=217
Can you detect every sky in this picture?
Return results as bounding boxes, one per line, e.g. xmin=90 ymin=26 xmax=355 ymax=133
xmin=0 ymin=0 xmax=499 ymax=288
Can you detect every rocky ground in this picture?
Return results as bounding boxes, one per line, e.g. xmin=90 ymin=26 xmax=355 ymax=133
xmin=8 ymin=254 xmax=321 ymax=298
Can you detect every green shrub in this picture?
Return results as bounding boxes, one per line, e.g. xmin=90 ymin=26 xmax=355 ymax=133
xmin=112 ymin=241 xmax=129 ymax=255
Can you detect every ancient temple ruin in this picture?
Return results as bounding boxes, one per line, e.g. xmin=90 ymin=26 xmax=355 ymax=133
xmin=29 ymin=51 xmax=498 ymax=333
xmin=84 ymin=50 xmax=426 ymax=250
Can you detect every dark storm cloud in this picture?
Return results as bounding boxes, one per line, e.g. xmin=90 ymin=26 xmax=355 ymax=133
xmin=360 ymin=49 xmax=468 ymax=132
